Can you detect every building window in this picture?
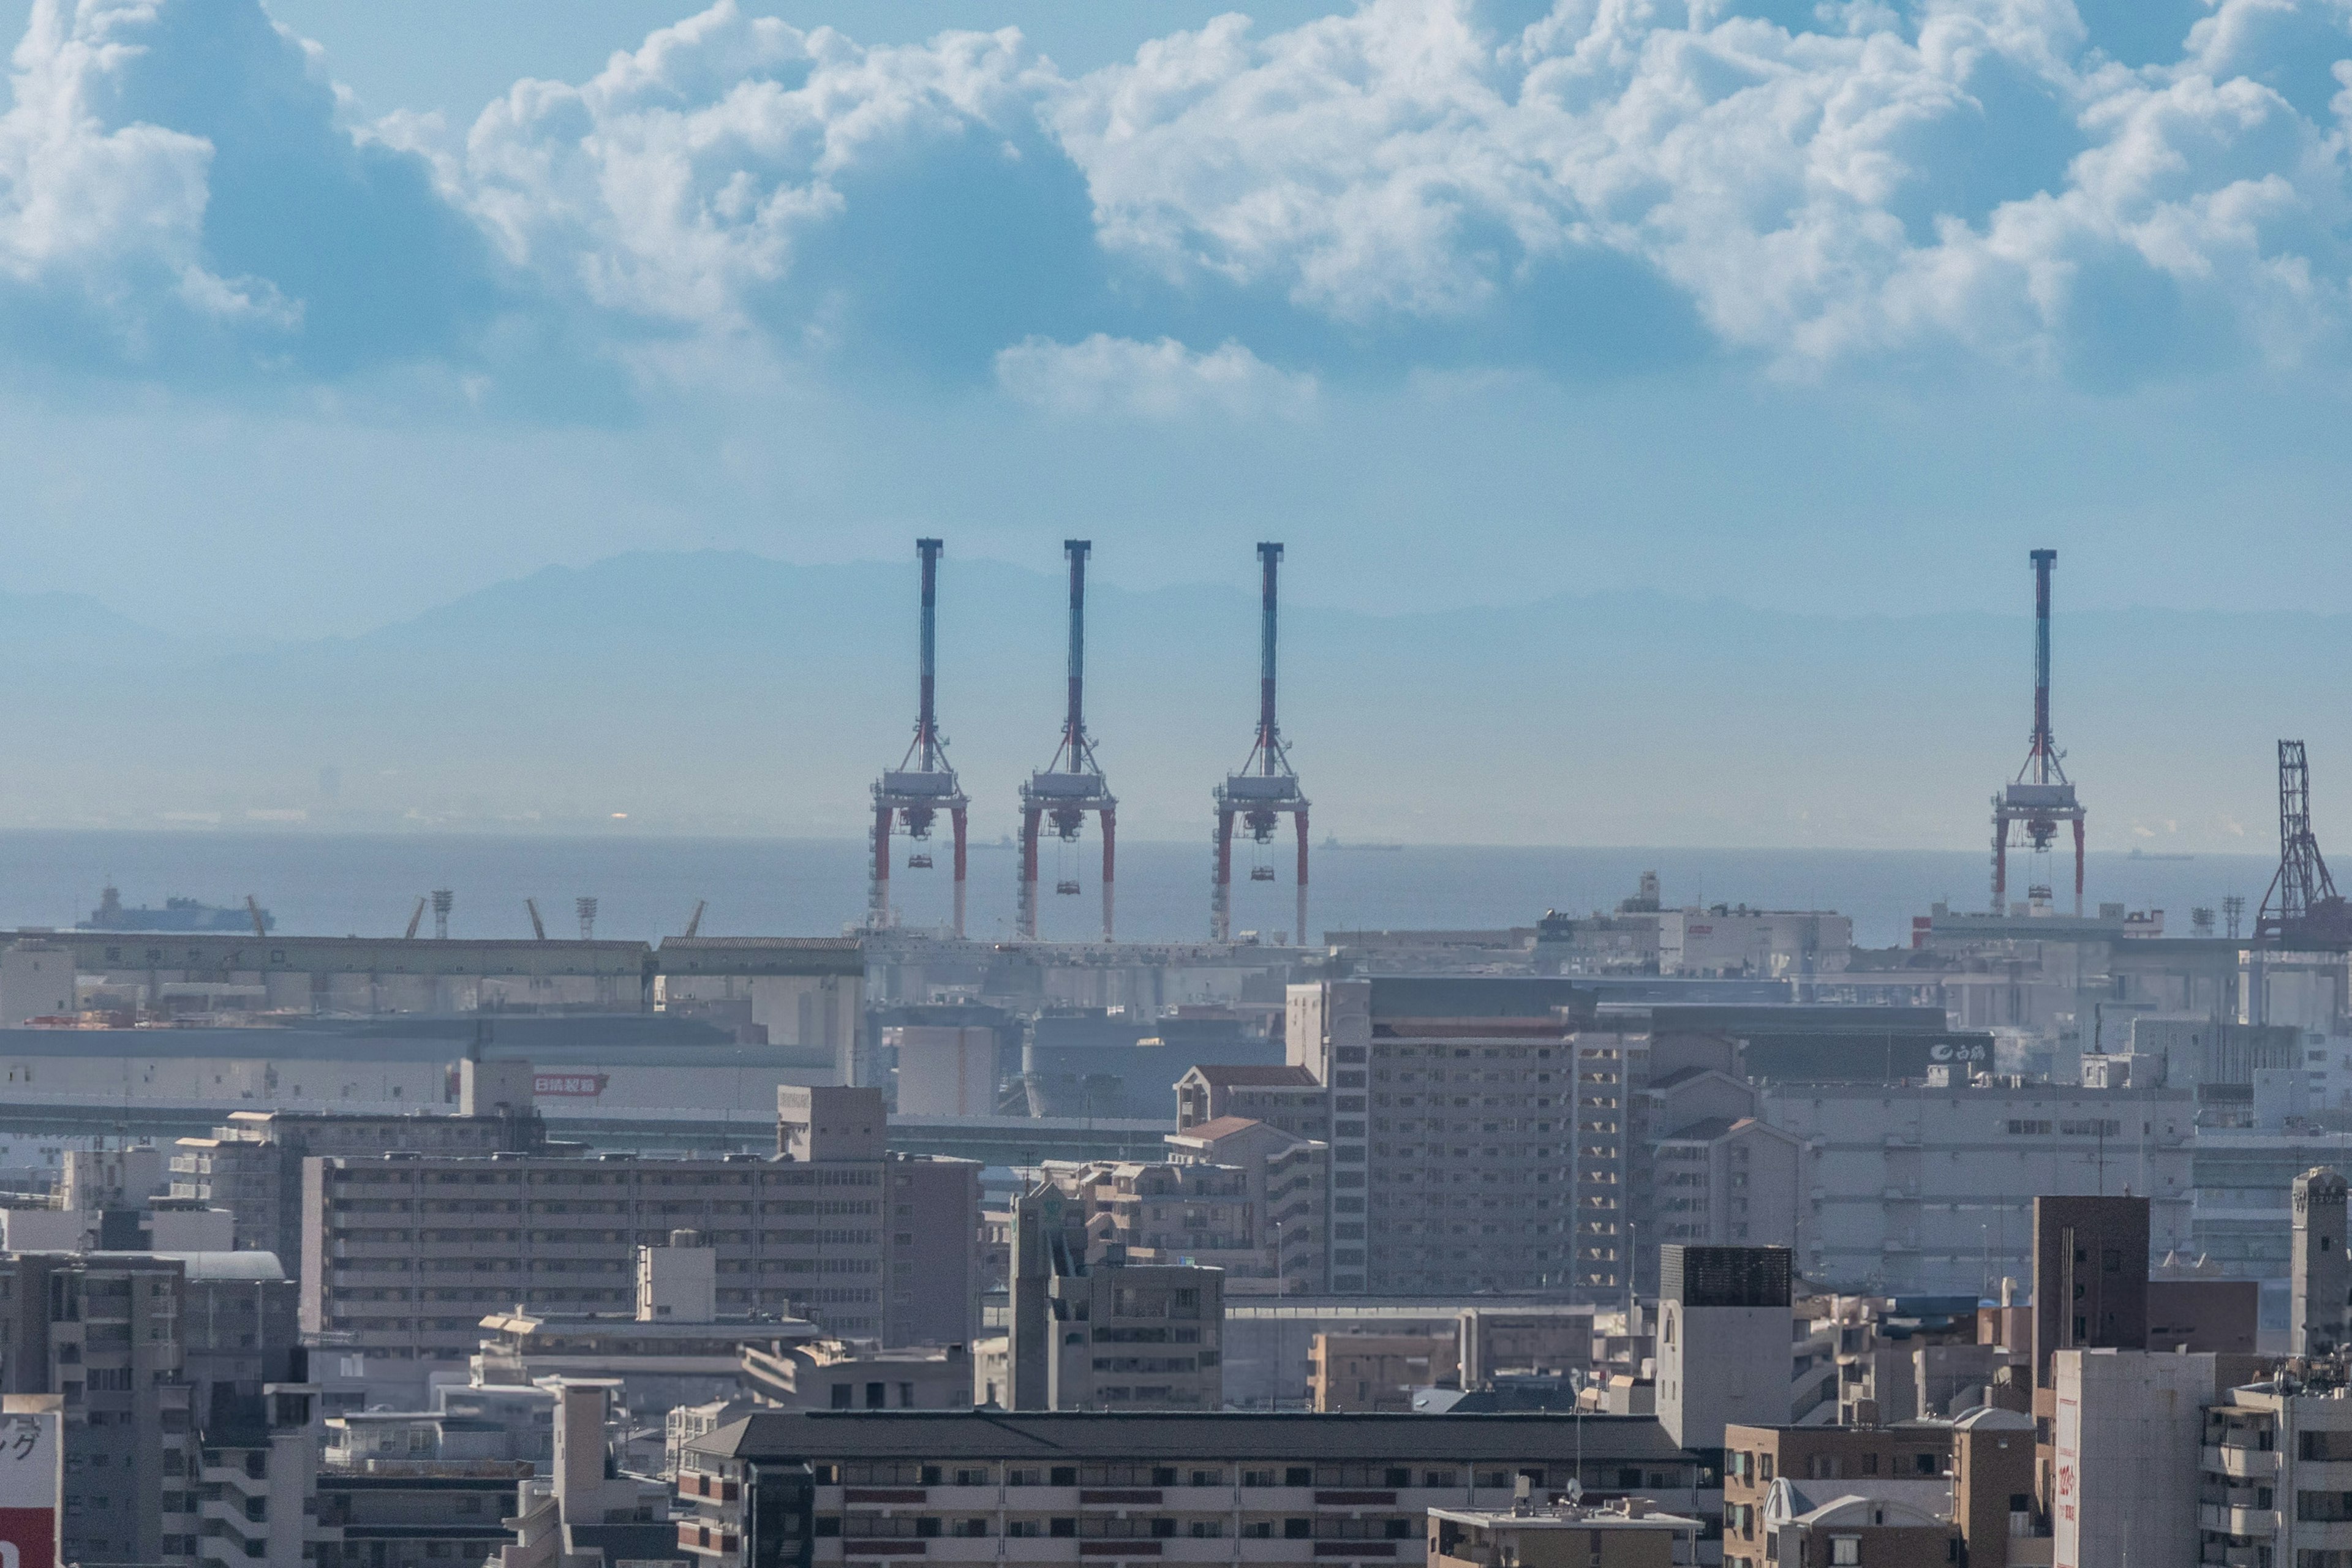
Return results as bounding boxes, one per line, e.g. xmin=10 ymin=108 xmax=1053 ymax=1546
xmin=1831 ymin=1537 xmax=1860 ymax=1566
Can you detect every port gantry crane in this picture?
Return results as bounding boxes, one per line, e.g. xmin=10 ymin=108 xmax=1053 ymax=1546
xmin=1990 ymin=548 xmax=2086 ymax=915
xmin=868 ymin=538 xmax=970 ymax=936
xmin=1017 ymin=540 xmax=1117 ymax=942
xmin=1212 ymin=542 xmax=1309 ymax=944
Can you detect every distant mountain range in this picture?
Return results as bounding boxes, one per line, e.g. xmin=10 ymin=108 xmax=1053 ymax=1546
xmin=0 ymin=550 xmax=2339 ymax=850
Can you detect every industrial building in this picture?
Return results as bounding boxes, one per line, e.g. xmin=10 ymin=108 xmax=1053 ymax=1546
xmin=1760 ymin=1078 xmax=2193 ymax=1294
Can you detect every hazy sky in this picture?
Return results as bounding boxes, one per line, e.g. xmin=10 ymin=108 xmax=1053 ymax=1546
xmin=4 ymin=0 xmax=2352 ymax=639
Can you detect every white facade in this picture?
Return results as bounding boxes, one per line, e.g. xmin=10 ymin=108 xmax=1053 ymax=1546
xmin=1657 ymin=1295 xmax=1794 ymax=1451
xmin=0 ymin=942 xmax=76 ymax=1025
xmin=891 ymin=1025 xmax=998 ymax=1117
xmin=1657 ymin=910 xmax=1853 ymax=979
xmin=2052 ymin=1349 xmax=2215 ymax=1568
xmin=0 ymin=1037 xmax=839 ymax=1120
xmin=2201 ymin=1378 xmax=2352 ymax=1568
xmin=1762 ymin=1081 xmax=2194 ymax=1293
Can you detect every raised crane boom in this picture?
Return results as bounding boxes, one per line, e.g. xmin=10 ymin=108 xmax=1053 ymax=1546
xmin=1212 ymin=542 xmax=1309 ymax=944
xmin=1990 ymin=548 xmax=2084 ymax=914
xmin=1018 ymin=540 xmax=1117 ymax=941
xmin=867 ymin=538 xmax=970 ymax=936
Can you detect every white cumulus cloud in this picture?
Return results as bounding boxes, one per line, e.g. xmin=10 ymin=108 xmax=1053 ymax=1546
xmin=0 ymin=0 xmax=296 ymax=352
xmin=459 ymin=1 xmax=1050 ymax=329
xmin=994 ymin=333 xmax=1319 ymax=418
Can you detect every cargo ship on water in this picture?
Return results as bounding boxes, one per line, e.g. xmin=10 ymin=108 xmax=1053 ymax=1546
xmin=75 ymin=884 xmax=274 ymax=933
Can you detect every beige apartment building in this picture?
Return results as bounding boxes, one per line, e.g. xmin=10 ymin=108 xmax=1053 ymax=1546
xmin=1310 ymin=1333 xmax=1458 ymax=1412
xmin=1282 ymin=979 xmax=1587 ymax=1295
xmin=678 ymin=1409 xmax=1714 ymax=1567
xmin=1034 ymin=1116 xmax=1329 ymax=1295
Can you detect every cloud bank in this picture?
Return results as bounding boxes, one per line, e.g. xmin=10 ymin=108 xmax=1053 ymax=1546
xmin=5 ymin=0 xmax=2352 ymax=397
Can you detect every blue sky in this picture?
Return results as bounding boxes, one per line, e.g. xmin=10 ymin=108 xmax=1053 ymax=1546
xmin=2 ymin=0 xmax=2351 ymax=642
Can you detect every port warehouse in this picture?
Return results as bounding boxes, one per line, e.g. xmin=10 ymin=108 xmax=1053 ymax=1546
xmin=0 ymin=929 xmax=1997 ymax=1151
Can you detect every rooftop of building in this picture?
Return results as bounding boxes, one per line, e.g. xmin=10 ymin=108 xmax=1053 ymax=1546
xmin=692 ymin=1410 xmax=1694 ymax=1464
xmin=1429 ymin=1502 xmax=1700 ymax=1531
xmin=1362 ymin=978 xmax=1596 ymax=1020
xmin=480 ymin=1310 xmax=818 ymax=1341
xmin=1168 ymin=1115 xmax=1283 ymax=1143
xmin=1182 ymin=1064 xmax=1319 ymax=1087
xmin=154 ymin=1250 xmax=288 ymax=1281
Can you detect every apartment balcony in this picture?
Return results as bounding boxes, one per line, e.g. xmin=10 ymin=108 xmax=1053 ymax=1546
xmin=2196 ymin=1504 xmax=2278 ymax=1536
xmin=678 ymin=1520 xmax=742 ymax=1556
xmin=2201 ymin=1446 xmax=2278 ymax=1481
xmin=198 ymin=1497 xmax=264 ymax=1532
xmin=2202 ymin=1548 xmax=2261 ymax=1567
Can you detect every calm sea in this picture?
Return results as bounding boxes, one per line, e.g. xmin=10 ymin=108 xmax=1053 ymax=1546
xmin=0 ymin=831 xmax=2282 ymax=951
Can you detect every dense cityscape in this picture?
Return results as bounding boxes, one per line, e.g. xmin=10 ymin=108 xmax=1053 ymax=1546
xmin=13 ymin=0 xmax=2352 ymax=1559
xmin=0 ymin=540 xmax=2328 ymax=1568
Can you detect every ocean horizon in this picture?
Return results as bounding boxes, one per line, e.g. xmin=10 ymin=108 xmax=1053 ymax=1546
xmin=0 ymin=828 xmax=2282 ymax=953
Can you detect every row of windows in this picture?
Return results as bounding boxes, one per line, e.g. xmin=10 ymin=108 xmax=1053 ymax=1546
xmin=824 ymin=1463 xmax=1630 ymax=1488
xmin=823 ymin=1517 xmax=1420 ymax=1540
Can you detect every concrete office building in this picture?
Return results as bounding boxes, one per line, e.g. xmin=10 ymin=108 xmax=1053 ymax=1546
xmin=301 ymin=1087 xmax=979 ymax=1401
xmin=2293 ymin=1166 xmax=2350 ymax=1357
xmin=0 ymin=1251 xmax=199 ymax=1565
xmin=1762 ymin=1079 xmax=2192 ymax=1294
xmin=1656 ymin=1245 xmax=1795 ymax=1451
xmin=1006 ymin=1180 xmax=1226 ymax=1411
xmin=677 ymin=1411 xmax=1714 ymax=1568
xmin=173 ymin=1059 xmax=552 ymax=1264
xmin=2031 ymin=1197 xmax=2150 ymax=1391
xmin=1280 ymin=978 xmax=1606 ymax=1297
xmin=2051 ymin=1349 xmax=2235 ymax=1568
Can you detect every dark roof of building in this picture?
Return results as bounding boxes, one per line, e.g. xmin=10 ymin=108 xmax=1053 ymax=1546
xmin=1656 ymin=1116 xmax=1737 ymax=1144
xmin=1182 ymin=1065 xmax=1318 ymax=1087
xmin=691 ymin=1411 xmax=1693 ymax=1464
xmin=1442 ymin=1389 xmax=1585 ymax=1414
xmin=1367 ymin=978 xmax=1596 ymax=1021
xmin=1643 ymin=1006 xmax=1956 ymax=1036
xmin=569 ymin=1521 xmax=690 ymax=1564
